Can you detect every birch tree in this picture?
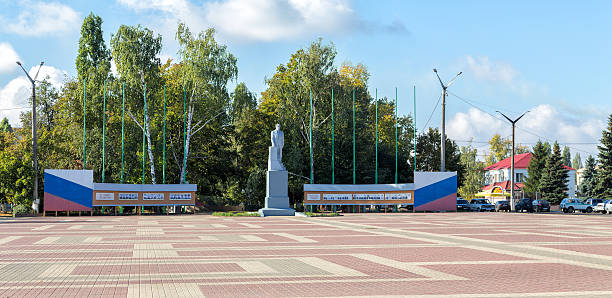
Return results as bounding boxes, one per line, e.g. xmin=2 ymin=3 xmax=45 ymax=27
xmin=111 ymin=25 xmax=162 ymax=183
xmin=175 ymin=23 xmax=237 ymax=183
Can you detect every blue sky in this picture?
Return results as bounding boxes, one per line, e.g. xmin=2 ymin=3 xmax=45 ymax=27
xmin=1 ymin=0 xmax=611 ymax=160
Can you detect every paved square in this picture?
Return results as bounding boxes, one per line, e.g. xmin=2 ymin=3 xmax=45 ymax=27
xmin=2 ymin=213 xmax=612 ymax=297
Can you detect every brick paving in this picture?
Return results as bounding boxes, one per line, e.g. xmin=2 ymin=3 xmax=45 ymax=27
xmin=1 ymin=213 xmax=612 ymax=297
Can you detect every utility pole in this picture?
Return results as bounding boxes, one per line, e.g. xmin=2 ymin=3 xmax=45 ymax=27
xmin=497 ymin=110 xmax=529 ymax=211
xmin=433 ymin=68 xmax=461 ymax=172
xmin=16 ymin=61 xmax=44 ymax=214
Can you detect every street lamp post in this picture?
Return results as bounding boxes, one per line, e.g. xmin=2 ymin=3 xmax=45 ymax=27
xmin=433 ymin=68 xmax=462 ymax=172
xmin=16 ymin=61 xmax=44 ymax=214
xmin=496 ymin=110 xmax=529 ymax=211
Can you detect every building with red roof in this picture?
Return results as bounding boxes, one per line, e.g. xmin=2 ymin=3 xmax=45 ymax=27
xmin=483 ymin=152 xmax=576 ymax=198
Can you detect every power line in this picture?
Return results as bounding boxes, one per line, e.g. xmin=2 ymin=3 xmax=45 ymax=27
xmin=421 ymin=93 xmax=442 ymax=132
xmin=455 ymin=139 xmax=600 ymax=145
xmin=447 ymin=91 xmax=599 ymax=156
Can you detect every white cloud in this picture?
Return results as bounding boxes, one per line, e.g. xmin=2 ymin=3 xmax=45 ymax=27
xmin=447 ymin=104 xmax=605 ymax=158
xmin=1 ymin=2 xmax=80 ymax=36
xmin=117 ymin=0 xmax=405 ymax=42
xmin=204 ymin=0 xmax=357 ymax=41
xmin=0 ymin=65 xmax=67 ymax=126
xmin=466 ymin=56 xmax=517 ymax=84
xmin=465 ymin=55 xmax=529 ymax=96
xmin=0 ymin=43 xmax=20 ymax=74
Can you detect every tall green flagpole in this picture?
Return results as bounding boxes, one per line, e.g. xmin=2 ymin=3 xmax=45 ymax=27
xmin=82 ymin=79 xmax=86 ymax=168
xmin=331 ymin=89 xmax=334 ymax=184
xmin=395 ymin=87 xmax=398 ymax=184
xmin=163 ymin=85 xmax=166 ymax=184
xmin=413 ymin=86 xmax=417 ymax=172
xmin=309 ymin=89 xmax=313 ymax=183
xmin=102 ymin=80 xmax=106 ymax=182
xmin=142 ymin=84 xmax=146 ymax=184
xmin=375 ymin=88 xmax=378 ymax=184
xmin=121 ymin=82 xmax=125 ymax=183
xmin=352 ymin=88 xmax=356 ymax=184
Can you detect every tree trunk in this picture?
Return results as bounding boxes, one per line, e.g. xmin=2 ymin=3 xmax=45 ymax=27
xmin=179 ymin=103 xmax=194 ymax=184
xmin=144 ymin=109 xmax=156 ymax=184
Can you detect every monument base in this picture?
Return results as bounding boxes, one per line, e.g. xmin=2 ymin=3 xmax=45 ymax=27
xmin=258 ymin=207 xmax=296 ymax=217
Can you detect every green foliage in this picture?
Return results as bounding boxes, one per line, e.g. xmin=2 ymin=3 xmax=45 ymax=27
xmin=523 ymin=141 xmax=551 ymax=194
xmin=175 ymin=23 xmax=238 ymax=184
xmin=212 ymin=211 xmax=259 ymax=217
xmin=0 ymin=117 xmax=12 ymax=133
xmin=415 ymin=128 xmax=463 ymax=187
xmin=231 ymin=82 xmax=257 ymax=122
xmin=595 ymin=114 xmax=612 ymax=199
xmin=12 ymin=204 xmax=31 ymax=215
xmin=458 ymin=143 xmax=484 ymax=200
xmin=572 ymin=153 xmax=582 ymax=170
xmin=305 ymin=212 xmax=340 ymax=217
xmin=562 ymin=146 xmax=571 ymax=167
xmin=76 ymin=13 xmax=110 ymax=82
xmin=485 ymin=134 xmax=511 ymax=166
xmin=539 ymin=142 xmax=569 ymax=203
xmin=579 ymin=155 xmax=597 ymax=197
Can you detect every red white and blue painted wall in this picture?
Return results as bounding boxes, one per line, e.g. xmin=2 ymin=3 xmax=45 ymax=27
xmin=414 ymin=172 xmax=457 ymax=211
xmin=43 ymin=169 xmax=197 ymax=212
xmin=304 ymin=171 xmax=458 ymax=212
xmin=44 ymin=169 xmax=93 ymax=211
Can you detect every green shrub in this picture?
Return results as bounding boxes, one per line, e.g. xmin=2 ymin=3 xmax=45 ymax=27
xmin=305 ymin=212 xmax=340 ymax=217
xmin=212 ymin=211 xmax=260 ymax=217
xmin=12 ymin=204 xmax=31 ymax=215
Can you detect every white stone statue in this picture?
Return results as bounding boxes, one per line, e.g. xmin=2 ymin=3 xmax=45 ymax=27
xmin=268 ymin=124 xmax=286 ymax=171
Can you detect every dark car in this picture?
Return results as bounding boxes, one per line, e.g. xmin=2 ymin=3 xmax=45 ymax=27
xmin=532 ymin=199 xmax=550 ymax=212
xmin=456 ymin=198 xmax=470 ymax=211
xmin=495 ymin=200 xmax=510 ymax=212
xmin=515 ymin=198 xmax=534 ymax=212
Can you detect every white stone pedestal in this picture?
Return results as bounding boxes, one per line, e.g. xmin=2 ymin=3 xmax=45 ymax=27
xmin=258 ymin=170 xmax=295 ymax=216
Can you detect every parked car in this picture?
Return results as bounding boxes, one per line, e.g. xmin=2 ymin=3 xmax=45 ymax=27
xmin=585 ymin=198 xmax=605 ymax=207
xmin=468 ymin=199 xmax=495 ymax=212
xmin=495 ymin=200 xmax=510 ymax=212
xmin=605 ymin=201 xmax=612 ymax=214
xmin=532 ymin=199 xmax=550 ymax=212
xmin=560 ymin=198 xmax=593 ymax=213
xmin=594 ymin=200 xmax=609 ymax=213
xmin=515 ymin=198 xmax=534 ymax=212
xmin=456 ymin=198 xmax=470 ymax=211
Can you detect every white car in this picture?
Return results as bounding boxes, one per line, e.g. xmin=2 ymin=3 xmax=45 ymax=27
xmin=604 ymin=200 xmax=612 ymax=214
xmin=468 ymin=199 xmax=495 ymax=212
xmin=594 ymin=200 xmax=609 ymax=213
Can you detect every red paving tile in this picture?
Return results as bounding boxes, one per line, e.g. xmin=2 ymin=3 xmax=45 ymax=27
xmin=542 ymin=244 xmax=612 ymax=256
xmin=2 ymin=213 xmax=612 ymax=297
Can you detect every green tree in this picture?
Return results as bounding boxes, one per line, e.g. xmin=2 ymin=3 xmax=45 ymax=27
xmin=458 ymin=143 xmax=484 ymax=200
xmin=594 ymin=114 xmax=612 ymax=199
xmin=76 ymin=13 xmax=110 ymax=82
xmin=539 ymin=142 xmax=569 ymax=204
xmin=562 ymin=146 xmax=571 ymax=167
xmin=579 ymin=155 xmax=597 ymax=197
xmin=0 ymin=118 xmax=12 ymax=133
xmin=485 ymin=134 xmax=512 ymax=166
xmin=111 ymin=24 xmax=162 ymax=183
xmin=523 ymin=140 xmax=551 ymax=194
xmin=572 ymin=153 xmax=582 ymax=169
xmin=175 ymin=23 xmax=238 ymax=184
xmin=231 ymin=82 xmax=257 ymax=123
xmin=75 ymin=13 xmax=112 ymax=181
xmin=416 ymin=128 xmax=464 ymax=186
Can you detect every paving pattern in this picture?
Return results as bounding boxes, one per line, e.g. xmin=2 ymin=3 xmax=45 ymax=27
xmin=2 ymin=213 xmax=612 ymax=297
